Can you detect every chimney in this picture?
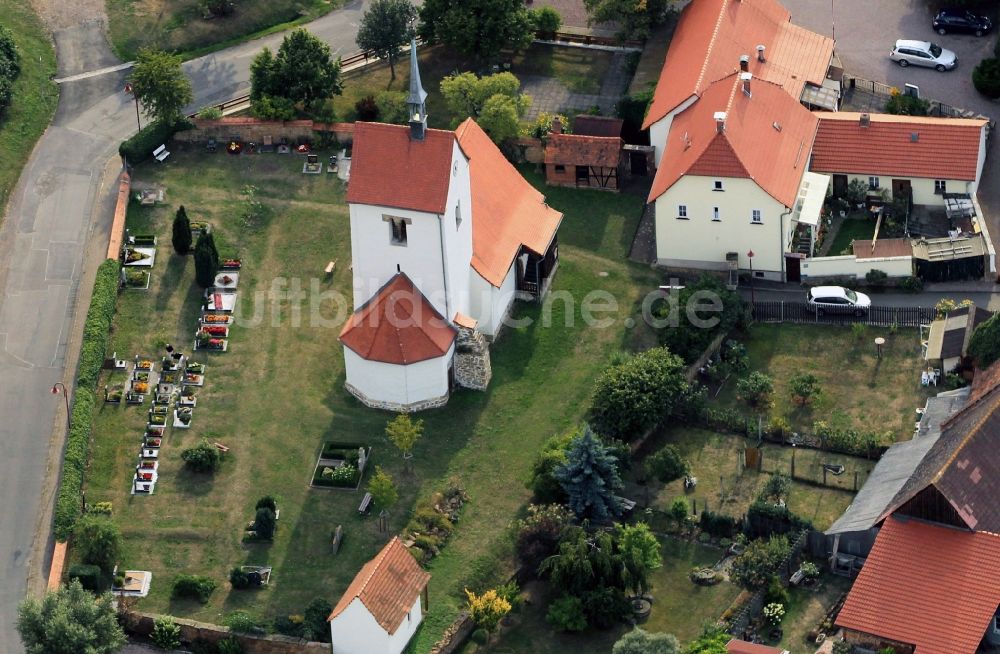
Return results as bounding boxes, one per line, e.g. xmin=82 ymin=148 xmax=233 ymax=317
xmin=740 ymin=72 xmax=752 ymax=96
xmin=713 ymin=111 xmax=727 ymax=134
xmin=739 ymin=54 xmax=750 ymax=72
xmin=551 ymin=116 xmax=562 ymax=134
xmin=860 ymin=113 xmax=870 ymax=128
xmin=756 ymin=44 xmax=766 ymax=63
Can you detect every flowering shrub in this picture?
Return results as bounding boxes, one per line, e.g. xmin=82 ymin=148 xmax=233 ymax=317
xmin=763 ymin=602 xmax=785 ymax=626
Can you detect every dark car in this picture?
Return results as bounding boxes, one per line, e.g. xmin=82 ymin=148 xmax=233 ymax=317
xmin=932 ymin=8 xmax=993 ymax=36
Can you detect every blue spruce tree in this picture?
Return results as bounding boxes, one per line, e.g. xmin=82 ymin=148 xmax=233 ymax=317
xmin=555 ymin=426 xmax=623 ymax=521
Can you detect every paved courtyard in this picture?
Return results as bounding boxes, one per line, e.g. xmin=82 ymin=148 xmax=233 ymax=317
xmin=522 ymin=49 xmax=633 ymax=119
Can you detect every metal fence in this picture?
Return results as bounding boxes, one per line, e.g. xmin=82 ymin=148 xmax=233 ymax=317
xmin=843 ymin=74 xmax=985 ymax=120
xmin=751 ymin=301 xmax=934 ymax=327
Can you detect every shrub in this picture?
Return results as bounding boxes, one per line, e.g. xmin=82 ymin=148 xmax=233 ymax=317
xmin=89 ymin=501 xmax=113 ymax=516
xmin=729 ymin=535 xmax=791 ymax=590
xmin=118 ymin=118 xmax=194 ymax=164
xmin=73 ymin=515 xmax=123 ymax=575
xmin=865 ymin=268 xmax=889 ymax=286
xmin=224 ymin=610 xmax=260 ymax=634
xmin=255 ymin=496 xmax=277 ymax=512
xmin=656 ymin=275 xmax=747 ymax=364
xmin=530 ymin=6 xmax=562 ymax=36
xmin=67 ymin=563 xmax=104 ymax=592
xmin=746 ymin=500 xmax=812 ymax=538
xmin=151 ymin=617 xmax=182 ymax=649
xmin=884 ymin=93 xmax=929 ymax=115
xmin=217 ymin=637 xmax=243 ymax=654
xmin=699 ymin=510 xmax=737 ymax=538
xmin=736 ymin=372 xmax=774 ymax=411
xmin=172 ymin=574 xmax=218 ymax=603
xmin=969 ymin=312 xmax=1000 ymax=368
xmin=514 ymin=503 xmax=573 ymax=574
xmin=273 ymin=614 xmax=305 ymax=637
xmin=546 ymin=595 xmax=587 ymax=632
xmin=465 ymin=588 xmax=512 ymax=632
xmin=800 ymin=561 xmax=820 ymax=578
xmin=669 ymin=497 xmax=689 ymax=528
xmin=354 ymin=95 xmax=379 ymax=121
xmin=54 ymin=389 xmax=96 ymax=540
xmin=973 ymin=58 xmax=1000 ymax=99
xmin=760 ymin=474 xmax=791 ymax=503
xmin=763 ymin=601 xmax=785 ymax=626
xmin=529 ymin=431 xmax=574 ymax=503
xmin=253 ymin=507 xmax=276 ymax=540
xmin=845 ymin=178 xmax=869 ymax=206
xmin=900 ymin=275 xmax=923 ymax=293
xmin=196 ymin=106 xmax=223 ymax=120
xmin=303 ymin=598 xmax=333 ymax=642
xmin=766 ymin=415 xmax=791 ymax=440
xmin=646 ymin=444 xmax=689 ymax=483
xmin=581 ymin=586 xmax=631 ymax=629
xmin=789 ymin=373 xmax=820 ymax=405
xmin=78 ymin=259 xmax=120 ymax=388
xmin=765 ymin=575 xmax=789 ymax=606
xmin=230 ymin=567 xmax=250 ymax=590
xmin=832 ymin=642 xmax=852 ymax=654
xmin=530 ymin=112 xmax=569 ymax=138
xmin=181 ymin=439 xmax=221 ymax=472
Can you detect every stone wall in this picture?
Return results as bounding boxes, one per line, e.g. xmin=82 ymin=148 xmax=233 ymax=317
xmin=173 ymin=117 xmax=355 ymax=145
xmin=344 ymin=382 xmax=449 ymax=413
xmin=126 ymin=612 xmax=328 ymax=654
xmin=510 ymin=137 xmax=545 ymax=164
xmin=453 ymin=327 xmax=492 ymax=391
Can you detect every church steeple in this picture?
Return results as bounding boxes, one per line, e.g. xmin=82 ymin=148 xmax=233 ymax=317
xmin=406 ymin=39 xmax=428 ymax=141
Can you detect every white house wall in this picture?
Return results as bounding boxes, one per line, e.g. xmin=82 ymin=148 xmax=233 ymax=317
xmin=330 ymin=599 xmax=391 ymax=654
xmin=342 ymin=345 xmax=453 ymax=409
xmin=832 ymin=174 xmax=970 ymax=207
xmin=800 ymin=254 xmax=913 ymax=280
xmin=469 ymin=265 xmax=517 ymax=338
xmin=649 ymin=95 xmax=697 ymax=167
xmin=655 ymin=175 xmax=790 ymax=278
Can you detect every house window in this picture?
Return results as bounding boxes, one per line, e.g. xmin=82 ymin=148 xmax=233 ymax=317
xmin=934 ymin=180 xmax=947 ymax=195
xmin=554 ymin=164 xmax=565 ymax=173
xmin=384 ymin=215 xmax=409 ymax=245
xmin=677 ymin=205 xmax=688 ymax=219
xmin=751 ymin=209 xmax=762 ymax=224
xmin=455 ymin=200 xmax=462 ymax=230
xmin=868 ymin=176 xmax=880 ymax=190
xmin=712 ymin=207 xmax=721 ymax=222
xmin=713 ymin=180 xmax=724 ymax=191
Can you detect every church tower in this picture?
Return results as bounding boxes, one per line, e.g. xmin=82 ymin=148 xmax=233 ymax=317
xmin=406 ymin=39 xmax=428 ymax=141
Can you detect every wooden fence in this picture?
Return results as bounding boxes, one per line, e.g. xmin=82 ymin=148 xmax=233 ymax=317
xmin=751 ymin=301 xmax=934 ymax=327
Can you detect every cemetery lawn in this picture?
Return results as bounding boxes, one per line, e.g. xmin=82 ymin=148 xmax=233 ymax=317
xmin=83 ymin=145 xmax=653 ymax=649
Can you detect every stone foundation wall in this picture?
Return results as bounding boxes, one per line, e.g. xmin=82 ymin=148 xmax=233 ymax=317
xmin=174 ymin=117 xmax=355 ymax=144
xmin=126 ymin=612 xmax=328 ymax=654
xmin=453 ymin=327 xmax=492 ymax=391
xmin=344 ymin=382 xmax=449 ymax=413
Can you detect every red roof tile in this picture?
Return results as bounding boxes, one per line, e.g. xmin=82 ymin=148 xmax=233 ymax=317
xmin=328 ymin=537 xmax=430 ymax=634
xmin=853 ymin=237 xmax=912 ymax=260
xmin=339 ymin=273 xmax=456 ymax=364
xmin=836 ymin=516 xmax=1000 ymax=654
xmin=545 ymin=132 xmax=623 ymax=167
xmin=346 ymin=122 xmax=456 ymax=214
xmin=811 ymin=113 xmax=988 ymax=182
xmin=573 ymin=115 xmax=623 ymax=137
xmin=648 ymin=75 xmax=818 ymax=207
xmin=643 ymin=0 xmax=833 ymax=129
xmin=456 ymin=119 xmax=563 ymax=287
xmin=726 ymin=639 xmax=786 ymax=654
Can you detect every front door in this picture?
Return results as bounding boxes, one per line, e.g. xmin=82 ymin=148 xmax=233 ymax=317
xmin=891 ymin=179 xmax=912 ymax=201
xmin=785 ymin=254 xmax=801 ymax=283
xmin=832 ymin=174 xmax=848 ymax=198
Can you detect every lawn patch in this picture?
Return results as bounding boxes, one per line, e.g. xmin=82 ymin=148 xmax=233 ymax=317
xmin=825 ymin=214 xmax=877 ymax=255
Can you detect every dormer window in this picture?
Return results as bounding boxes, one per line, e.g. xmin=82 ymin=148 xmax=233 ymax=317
xmin=384 ymin=215 xmax=410 ymax=245
xmin=713 ymin=180 xmax=724 ymax=191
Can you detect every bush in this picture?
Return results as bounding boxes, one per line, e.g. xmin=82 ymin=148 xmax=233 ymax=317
xmin=194 ymin=232 xmax=220 ymax=288
xmin=354 ymin=95 xmax=379 ymax=121
xmin=273 ymin=614 xmax=305 ymax=637
xmin=181 ymin=439 xmax=221 ymax=472
xmin=813 ymin=421 xmax=884 ymax=458
xmin=217 ymin=637 xmax=243 ymax=654
xmin=865 ymin=268 xmax=889 ymax=286
xmin=736 ymin=372 xmax=774 ymax=411
xmin=303 ymin=598 xmax=333 ymax=642
xmin=789 ymin=373 xmax=820 ymax=405
xmin=0 ymin=26 xmax=20 ymax=115
xmin=656 ymin=275 xmax=747 ymax=364
xmin=255 ymin=496 xmax=277 ymax=512
xmin=67 ymin=564 xmax=104 ymax=592
xmin=746 ymin=500 xmax=812 ymax=539
xmin=73 ymin=515 xmax=123 ymax=575
xmin=530 ymin=111 xmax=570 ymax=138
xmin=470 ymin=628 xmax=489 ymax=644
xmin=196 ymin=106 xmax=224 ymax=120
xmin=581 ymin=586 xmax=631 ymax=629
xmin=699 ymin=510 xmax=737 ymax=539
xmin=547 ymin=595 xmax=587 ymax=632
xmin=973 ymin=58 xmax=1000 ymax=98
xmin=646 ymin=444 xmax=689 ymax=483
xmin=969 ymin=312 xmax=1000 ymax=368
xmin=172 ymin=574 xmax=218 ymax=603
xmin=760 ymin=474 xmax=791 ymax=503
xmin=515 ymin=503 xmax=573 ymax=574
xmin=884 ymin=93 xmax=929 ymax=115
xmin=845 ymin=178 xmax=869 ymax=206
xmin=529 ymin=431 xmax=574 ymax=503
xmin=54 ymin=389 xmax=96 ymax=540
xmin=172 ymin=206 xmax=192 ymax=255
xmin=374 ymin=90 xmax=408 ymax=124
xmin=900 ymin=276 xmax=923 ymax=293
xmin=530 ymin=6 xmax=562 ymax=36
xmin=118 ymin=118 xmax=194 ymax=164
xmin=729 ymin=535 xmax=791 ymax=590
xmin=230 ymin=567 xmax=250 ymax=590
xmin=224 ymin=610 xmax=261 ymax=634
xmin=151 ymin=617 xmax=182 ymax=649
xmin=765 ymin=575 xmax=789 ymax=606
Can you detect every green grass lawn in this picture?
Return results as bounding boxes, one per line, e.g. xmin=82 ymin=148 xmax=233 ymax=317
xmin=826 ymin=214 xmax=877 ymax=256
xmin=0 ymin=0 xmax=57 ymax=218
xmin=334 ymin=44 xmax=616 ymax=127
xmin=714 ymin=324 xmax=933 ymax=442
xmin=476 ymin=539 xmax=738 ymax=654
xmin=106 ymin=0 xmax=344 ymax=61
xmin=775 ymin=574 xmax=851 ymax=651
xmin=83 ymin=146 xmax=653 ymax=649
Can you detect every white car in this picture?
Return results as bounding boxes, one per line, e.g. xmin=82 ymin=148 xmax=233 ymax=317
xmin=806 ymin=286 xmax=872 ymax=315
xmin=889 ymin=40 xmax=957 ymax=71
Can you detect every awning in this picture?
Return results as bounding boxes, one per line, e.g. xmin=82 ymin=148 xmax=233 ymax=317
xmin=800 ymin=77 xmax=841 ymax=111
xmin=792 ymin=172 xmax=831 ymax=227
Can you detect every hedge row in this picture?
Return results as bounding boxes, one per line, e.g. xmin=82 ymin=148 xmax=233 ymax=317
xmin=118 ymin=118 xmax=194 ymax=165
xmin=54 ymin=259 xmax=121 ymax=540
xmin=77 ymin=260 xmax=121 ymax=388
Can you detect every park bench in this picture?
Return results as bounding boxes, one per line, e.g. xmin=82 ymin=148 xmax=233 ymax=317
xmin=358 ymin=492 xmax=373 ymax=515
xmin=153 ymin=144 xmax=170 ymax=162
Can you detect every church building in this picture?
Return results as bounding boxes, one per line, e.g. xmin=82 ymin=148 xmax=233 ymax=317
xmin=339 ymin=43 xmax=563 ymax=412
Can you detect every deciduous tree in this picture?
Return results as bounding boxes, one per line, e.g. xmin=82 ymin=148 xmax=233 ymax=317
xmin=646 ymin=444 xmax=689 ymax=483
xmin=128 ymin=49 xmax=193 ymax=124
xmin=367 ymin=466 xmax=399 ymax=509
xmin=613 ymin=628 xmax=681 ymax=654
xmin=356 ymin=0 xmax=417 ymax=80
xmin=17 ymin=580 xmax=126 ymax=654
xmin=418 ymin=0 xmax=534 ymax=62
xmin=729 ymin=535 xmax=791 ymax=591
xmin=73 ymin=515 xmax=122 ymax=576
xmin=583 ymin=0 xmax=673 ymax=41
xmin=385 ymin=413 xmax=423 ymax=461
xmin=250 ymin=29 xmax=343 ymax=114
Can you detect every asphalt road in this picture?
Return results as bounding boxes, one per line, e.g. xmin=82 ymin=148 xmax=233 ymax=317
xmin=741 ymin=281 xmax=1000 ymax=309
xmin=0 ymin=4 xmax=375 ymax=652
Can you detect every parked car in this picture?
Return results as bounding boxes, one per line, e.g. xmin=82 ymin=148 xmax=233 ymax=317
xmin=932 ymin=8 xmax=992 ymax=37
xmin=806 ymin=286 xmax=872 ymax=316
xmin=889 ymin=39 xmax=957 ymax=71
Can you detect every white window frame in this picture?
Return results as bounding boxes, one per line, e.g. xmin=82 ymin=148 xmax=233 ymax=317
xmin=712 ymin=207 xmax=721 ymax=222
xmin=713 ymin=180 xmax=724 ymax=191
xmin=677 ymin=205 xmax=688 ymax=219
xmin=751 ymin=209 xmax=762 ymax=224
xmin=868 ymin=176 xmax=880 ymax=190
xmin=934 ymin=180 xmax=947 ymax=195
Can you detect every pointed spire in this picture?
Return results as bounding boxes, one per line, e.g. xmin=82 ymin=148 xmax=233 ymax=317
xmin=406 ymin=38 xmax=428 ymax=107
